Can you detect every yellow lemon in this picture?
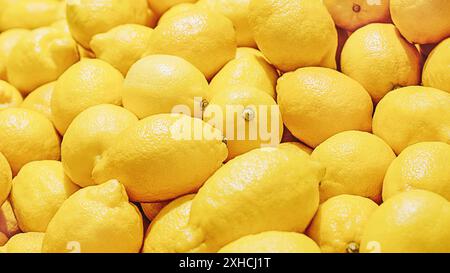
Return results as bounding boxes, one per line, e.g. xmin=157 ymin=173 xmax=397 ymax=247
xmin=92 ymin=114 xmax=228 ymax=202
xmin=422 ymin=38 xmax=450 ymax=93
xmin=0 ymin=200 xmax=20 ymax=240
xmin=140 ymin=201 xmax=170 ymax=221
xmin=279 ymin=142 xmax=313 ymax=155
xmin=42 ymin=180 xmax=143 ymax=253
xmin=0 ymin=108 xmax=60 ymax=175
xmin=122 ymin=55 xmax=209 ymax=119
xmin=51 ymin=59 xmax=123 ymax=134
xmin=148 ymin=8 xmax=236 ymax=80
xmin=235 ymin=47 xmax=266 ymax=60
xmin=157 ymin=3 xmax=199 ymax=26
xmin=62 ymin=104 xmax=138 ymax=188
xmin=0 ymin=232 xmax=45 ymax=253
xmin=0 ymin=152 xmax=12 ymax=205
xmin=20 ymin=82 xmax=55 ymax=121
xmin=360 ymin=190 xmax=450 ymax=253
xmin=90 ymin=24 xmax=154 ymax=76
xmin=277 ymin=67 xmax=373 ymax=148
xmin=306 ymin=195 xmax=378 ymax=253
xmin=383 ymin=142 xmax=450 ymax=201
xmin=311 ymin=131 xmax=396 ymax=203
xmin=219 ymin=231 xmax=320 ymax=253
xmin=204 ymin=86 xmax=283 ymax=160
xmin=373 ymin=86 xmax=450 ymax=154
xmin=10 ymin=160 xmax=80 ymax=232
xmin=390 ymin=0 xmax=450 ymax=44
xmin=148 ymin=0 xmax=197 ymax=16
xmin=248 ymin=0 xmax=337 ymax=72
xmin=341 ymin=23 xmax=422 ymax=103
xmin=6 ymin=26 xmax=80 ymax=95
xmin=142 ymin=194 xmax=194 ymax=253
xmin=0 ymin=28 xmax=29 ymax=80
xmin=0 ymin=80 xmax=22 ymax=111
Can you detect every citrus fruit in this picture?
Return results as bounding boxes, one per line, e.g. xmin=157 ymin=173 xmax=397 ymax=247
xmin=0 ymin=152 xmax=12 ymax=206
xmin=0 ymin=232 xmax=44 ymax=253
xmin=0 ymin=80 xmax=22 ymax=111
xmin=20 ymin=82 xmax=55 ymax=121
xmin=0 ymin=28 xmax=29 ymax=80
xmin=422 ymin=38 xmax=450 ymax=93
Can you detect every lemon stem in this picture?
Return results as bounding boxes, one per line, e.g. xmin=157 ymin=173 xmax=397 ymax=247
xmin=352 ymin=3 xmax=361 ymax=13
xmin=346 ymin=242 xmax=360 ymax=253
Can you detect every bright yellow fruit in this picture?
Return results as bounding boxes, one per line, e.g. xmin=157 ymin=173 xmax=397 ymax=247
xmin=20 ymin=82 xmax=55 ymax=121
xmin=0 ymin=200 xmax=20 ymax=240
xmin=148 ymin=8 xmax=236 ymax=80
xmin=142 ymin=194 xmax=194 ymax=253
xmin=51 ymin=59 xmax=123 ymax=134
xmin=10 ymin=160 xmax=80 ymax=232
xmin=324 ymin=0 xmax=391 ymax=32
xmin=0 ymin=152 xmax=12 ymax=205
xmin=277 ymin=67 xmax=373 ymax=148
xmin=306 ymin=195 xmax=378 ymax=253
xmin=219 ymin=231 xmax=320 ymax=253
xmin=390 ymin=0 xmax=450 ymax=44
xmin=148 ymin=0 xmax=197 ymax=16
xmin=140 ymin=201 xmax=170 ymax=221
xmin=62 ymin=104 xmax=138 ymax=187
xmin=0 ymin=108 xmax=60 ymax=175
xmin=0 ymin=232 xmax=44 ymax=253
xmin=248 ymin=0 xmax=337 ymax=72
xmin=90 ymin=24 xmax=154 ymax=76
xmin=92 ymin=114 xmax=228 ymax=202
xmin=157 ymin=3 xmax=198 ymax=26
xmin=383 ymin=142 xmax=450 ymax=201
xmin=360 ymin=190 xmax=450 ymax=253
xmin=42 ymin=180 xmax=143 ymax=253
xmin=311 ymin=131 xmax=396 ymax=203
xmin=373 ymin=86 xmax=450 ymax=154
xmin=0 ymin=28 xmax=29 ymax=80
xmin=235 ymin=47 xmax=266 ymax=60
xmin=341 ymin=23 xmax=422 ymax=103
xmin=0 ymin=80 xmax=22 ymax=111
xmin=122 ymin=55 xmax=209 ymax=119
xmin=204 ymin=86 xmax=283 ymax=160
xmin=279 ymin=142 xmax=313 ymax=155
xmin=422 ymin=38 xmax=450 ymax=93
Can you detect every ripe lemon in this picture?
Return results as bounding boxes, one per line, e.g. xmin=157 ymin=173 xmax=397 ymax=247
xmin=341 ymin=23 xmax=422 ymax=103
xmin=142 ymin=194 xmax=194 ymax=253
xmin=324 ymin=0 xmax=391 ymax=32
xmin=423 ymin=38 xmax=450 ymax=93
xmin=311 ymin=131 xmax=396 ymax=203
xmin=0 ymin=152 xmax=12 ymax=205
xmin=0 ymin=29 xmax=29 ymax=80
xmin=235 ymin=47 xmax=266 ymax=60
xmin=203 ymin=86 xmax=283 ymax=160
xmin=373 ymin=86 xmax=450 ymax=154
xmin=122 ymin=55 xmax=209 ymax=119
xmin=0 ymin=200 xmax=20 ymax=239
xmin=248 ymin=0 xmax=337 ymax=72
xmin=157 ymin=3 xmax=198 ymax=25
xmin=66 ymin=0 xmax=152 ymax=49
xmin=279 ymin=142 xmax=313 ymax=155
xmin=219 ymin=231 xmax=320 ymax=253
xmin=306 ymin=195 xmax=378 ymax=253
xmin=141 ymin=201 xmax=170 ymax=221
xmin=6 ymin=26 xmax=80 ymax=95
xmin=0 ymin=232 xmax=44 ymax=253
xmin=277 ymin=67 xmax=373 ymax=148
xmin=42 ymin=180 xmax=143 ymax=253
xmin=0 ymin=80 xmax=22 ymax=111
xmin=92 ymin=114 xmax=228 ymax=202
xmin=51 ymin=59 xmax=123 ymax=134
xmin=20 ymin=82 xmax=55 ymax=121
xmin=360 ymin=190 xmax=450 ymax=253
xmin=0 ymin=108 xmax=60 ymax=175
xmin=62 ymin=104 xmax=138 ymax=188
xmin=148 ymin=8 xmax=236 ymax=80
xmin=10 ymin=160 xmax=80 ymax=232
xmin=148 ymin=0 xmax=197 ymax=16
xmin=90 ymin=24 xmax=154 ymax=76
xmin=383 ymin=142 xmax=450 ymax=201
xmin=390 ymin=0 xmax=450 ymax=44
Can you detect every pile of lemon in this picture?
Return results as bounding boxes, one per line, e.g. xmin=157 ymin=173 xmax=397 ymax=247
xmin=0 ymin=0 xmax=449 ymax=254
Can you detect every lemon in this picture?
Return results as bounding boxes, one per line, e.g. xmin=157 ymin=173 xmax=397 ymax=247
xmin=204 ymin=86 xmax=283 ymax=160
xmin=219 ymin=231 xmax=320 ymax=253
xmin=235 ymin=47 xmax=266 ymax=60
xmin=142 ymin=194 xmax=194 ymax=253
xmin=324 ymin=0 xmax=391 ymax=32
xmin=90 ymin=24 xmax=154 ymax=76
xmin=390 ymin=0 xmax=450 ymax=44
xmin=141 ymin=201 xmax=170 ymax=221
xmin=0 ymin=200 xmax=20 ymax=240
xmin=0 ymin=232 xmax=45 ymax=253
xmin=122 ymin=55 xmax=209 ymax=119
xmin=373 ymin=86 xmax=450 ymax=154
xmin=42 ymin=180 xmax=143 ymax=253
xmin=10 ymin=160 xmax=80 ymax=232
xmin=248 ymin=0 xmax=337 ymax=72
xmin=306 ymin=195 xmax=378 ymax=253
xmin=277 ymin=67 xmax=373 ymax=148
xmin=157 ymin=3 xmax=198 ymax=25
xmin=148 ymin=0 xmax=197 ymax=16
xmin=0 ymin=80 xmax=22 ymax=111
xmin=280 ymin=142 xmax=313 ymax=155
xmin=20 ymin=82 xmax=55 ymax=121
xmin=62 ymin=104 xmax=138 ymax=188
xmin=6 ymin=26 xmax=80 ymax=95
xmin=360 ymin=190 xmax=450 ymax=253
xmin=383 ymin=142 xmax=450 ymax=201
xmin=423 ymin=38 xmax=450 ymax=93
xmin=311 ymin=131 xmax=396 ymax=203
xmin=0 ymin=29 xmax=29 ymax=80
xmin=66 ymin=0 xmax=152 ymax=49
xmin=51 ymin=59 xmax=123 ymax=134
xmin=148 ymin=8 xmax=236 ymax=80
xmin=0 ymin=108 xmax=60 ymax=175
xmin=0 ymin=152 xmax=12 ymax=206
xmin=92 ymin=114 xmax=228 ymax=202
xmin=341 ymin=23 xmax=422 ymax=103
